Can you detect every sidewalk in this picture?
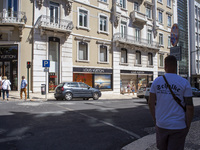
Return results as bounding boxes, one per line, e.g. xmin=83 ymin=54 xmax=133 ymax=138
xmin=122 ymin=121 xmax=200 ymax=150
xmin=7 ymin=91 xmax=137 ymax=101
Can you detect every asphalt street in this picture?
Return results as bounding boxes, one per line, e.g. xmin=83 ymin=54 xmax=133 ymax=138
xmin=0 ymin=97 xmax=200 ymax=150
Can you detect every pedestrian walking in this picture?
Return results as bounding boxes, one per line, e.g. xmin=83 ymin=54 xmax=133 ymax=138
xmin=1 ymin=76 xmax=11 ymax=101
xmin=148 ymin=55 xmax=194 ymax=150
xmin=20 ymin=76 xmax=28 ymax=100
xmin=131 ymin=84 xmax=135 ymax=95
xmin=0 ymin=74 xmax=2 ymax=98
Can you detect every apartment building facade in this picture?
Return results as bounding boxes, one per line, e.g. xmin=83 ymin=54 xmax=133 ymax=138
xmin=72 ymin=0 xmax=113 ymax=91
xmin=32 ymin=0 xmax=74 ymax=92
xmin=112 ymin=0 xmax=174 ymax=93
xmin=0 ymin=0 xmax=33 ymax=91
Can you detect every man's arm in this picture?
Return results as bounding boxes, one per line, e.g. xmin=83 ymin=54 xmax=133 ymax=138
xmin=148 ymin=92 xmax=156 ymax=125
xmin=184 ymin=97 xmax=194 ymax=128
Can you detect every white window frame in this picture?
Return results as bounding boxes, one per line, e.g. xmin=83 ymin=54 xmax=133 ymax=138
xmin=158 ymin=10 xmax=163 ymax=24
xmin=168 ymin=36 xmax=171 ymax=48
xmin=195 ymin=6 xmax=198 ymax=19
xmin=98 ymin=13 xmax=109 ymax=34
xmin=120 ymin=0 xmax=126 ymax=9
xmin=121 ymin=48 xmax=128 ymax=63
xmin=121 ymin=21 xmax=127 ymax=38
xmin=98 ymin=45 xmax=109 ymax=63
xmin=49 ymin=2 xmax=60 ymax=24
xmin=135 ymin=28 xmax=140 ymax=42
xmin=77 ymin=41 xmax=89 ymax=62
xmin=167 ymin=15 xmax=171 ymax=27
xmin=146 ymin=7 xmax=151 ymax=19
xmin=6 ymin=0 xmax=19 ymax=17
xmin=159 ymin=54 xmax=164 ymax=67
xmin=136 ymin=51 xmax=141 ymax=65
xmin=159 ymin=33 xmax=164 ymax=46
xmin=99 ymin=0 xmax=107 ymax=3
xmin=167 ymin=0 xmax=171 ymax=7
xmin=148 ymin=53 xmax=153 ymax=66
xmin=134 ymin=2 xmax=139 ymax=11
xmin=77 ymin=7 xmax=90 ymax=31
xmin=147 ymin=30 xmax=152 ymax=44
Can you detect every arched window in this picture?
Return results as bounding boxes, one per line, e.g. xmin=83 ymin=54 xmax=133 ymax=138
xmin=148 ymin=53 xmax=153 ymax=65
xmin=136 ymin=51 xmax=141 ymax=64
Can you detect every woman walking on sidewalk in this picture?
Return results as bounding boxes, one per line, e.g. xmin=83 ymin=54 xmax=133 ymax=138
xmin=2 ymin=76 xmax=11 ymax=101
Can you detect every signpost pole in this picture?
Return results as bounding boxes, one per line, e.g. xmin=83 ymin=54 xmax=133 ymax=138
xmin=27 ymin=67 xmax=29 ymax=99
xmin=42 ymin=60 xmax=50 ymax=101
xmin=45 ymin=67 xmax=47 ymax=101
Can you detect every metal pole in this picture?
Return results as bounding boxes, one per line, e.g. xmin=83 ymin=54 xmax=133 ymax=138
xmin=45 ymin=67 xmax=47 ymax=101
xmin=27 ymin=68 xmax=29 ymax=99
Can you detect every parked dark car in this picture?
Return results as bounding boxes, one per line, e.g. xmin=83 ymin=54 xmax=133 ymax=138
xmin=192 ymin=87 xmax=200 ymax=97
xmin=54 ymin=82 xmax=101 ymax=100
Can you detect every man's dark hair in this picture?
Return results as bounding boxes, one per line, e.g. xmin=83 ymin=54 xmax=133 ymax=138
xmin=165 ymin=55 xmax=177 ymax=67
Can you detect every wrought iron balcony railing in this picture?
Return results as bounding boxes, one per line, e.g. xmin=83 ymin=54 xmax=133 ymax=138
xmin=114 ymin=33 xmax=159 ymax=49
xmin=0 ymin=10 xmax=27 ymax=25
xmin=37 ymin=15 xmax=74 ymax=33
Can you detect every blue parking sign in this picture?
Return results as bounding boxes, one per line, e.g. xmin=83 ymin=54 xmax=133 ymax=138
xmin=43 ymin=60 xmax=50 ymax=67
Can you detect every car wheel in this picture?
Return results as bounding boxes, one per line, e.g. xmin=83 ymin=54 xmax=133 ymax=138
xmin=93 ymin=92 xmax=99 ymax=100
xmin=65 ymin=92 xmax=73 ymax=101
xmin=56 ymin=98 xmax=59 ymax=100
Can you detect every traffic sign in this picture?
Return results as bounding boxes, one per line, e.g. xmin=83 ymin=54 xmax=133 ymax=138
xmin=42 ymin=60 xmax=50 ymax=67
xmin=171 ymin=24 xmax=179 ymax=47
xmin=170 ymin=46 xmax=182 ymax=61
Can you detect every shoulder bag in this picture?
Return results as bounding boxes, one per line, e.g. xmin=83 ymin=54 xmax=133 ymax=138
xmin=163 ymin=75 xmax=186 ymax=112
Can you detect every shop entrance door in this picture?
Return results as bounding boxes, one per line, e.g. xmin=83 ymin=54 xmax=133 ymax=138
xmin=0 ymin=60 xmax=18 ymax=91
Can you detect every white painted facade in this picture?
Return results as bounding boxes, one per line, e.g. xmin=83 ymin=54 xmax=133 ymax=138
xmin=32 ymin=0 xmax=73 ymax=92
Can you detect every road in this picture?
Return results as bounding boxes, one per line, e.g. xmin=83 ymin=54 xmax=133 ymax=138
xmin=0 ymin=97 xmax=199 ymax=150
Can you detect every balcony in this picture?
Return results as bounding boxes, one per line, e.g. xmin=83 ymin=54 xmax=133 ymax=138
xmin=113 ymin=33 xmax=159 ymax=50
xmin=0 ymin=10 xmax=27 ymax=26
xmin=130 ymin=11 xmax=147 ymax=25
xmin=37 ymin=15 xmax=74 ymax=35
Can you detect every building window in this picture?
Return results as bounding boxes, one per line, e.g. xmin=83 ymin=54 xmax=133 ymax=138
xmin=99 ymin=15 xmax=107 ymax=32
xmin=136 ymin=51 xmax=141 ymax=64
xmin=147 ymin=30 xmax=152 ymax=44
xmin=168 ymin=36 xmax=171 ymax=47
xmin=121 ymin=48 xmax=127 ymax=63
xmin=196 ymin=20 xmax=198 ymax=32
xmin=135 ymin=28 xmax=140 ymax=42
xmin=199 ymin=8 xmax=200 ymax=20
xmin=7 ymin=0 xmax=18 ymax=17
xmin=148 ymin=53 xmax=153 ymax=65
xmin=146 ymin=7 xmax=151 ymax=18
xmin=158 ymin=10 xmax=163 ymax=23
xmin=79 ymin=9 xmax=88 ymax=27
xmin=195 ymin=6 xmax=198 ymax=18
xmin=120 ymin=0 xmax=126 ymax=9
xmin=159 ymin=33 xmax=163 ymax=45
xmin=167 ymin=0 xmax=171 ymax=7
xmin=134 ymin=2 xmax=139 ymax=11
xmin=99 ymin=45 xmax=108 ymax=62
xmin=159 ymin=54 xmax=164 ymax=67
xmin=196 ymin=33 xmax=198 ymax=43
xmin=50 ymin=2 xmax=59 ymax=23
xmin=167 ymin=15 xmax=171 ymax=27
xmin=121 ymin=22 xmax=127 ymax=38
xmin=99 ymin=0 xmax=107 ymax=2
xmin=78 ymin=42 xmax=88 ymax=61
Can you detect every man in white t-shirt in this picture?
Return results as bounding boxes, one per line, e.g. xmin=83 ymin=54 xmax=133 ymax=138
xmin=148 ymin=55 xmax=194 ymax=150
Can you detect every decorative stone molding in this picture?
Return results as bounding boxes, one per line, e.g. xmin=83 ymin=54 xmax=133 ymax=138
xmin=114 ymin=13 xmax=121 ymax=28
xmin=18 ymin=26 xmax=23 ymax=41
xmin=130 ymin=11 xmax=135 ymax=22
xmin=36 ymin=0 xmax=44 ymax=8
xmin=65 ymin=0 xmax=74 ymax=15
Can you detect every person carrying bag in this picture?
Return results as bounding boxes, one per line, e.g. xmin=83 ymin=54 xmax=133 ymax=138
xmin=2 ymin=76 xmax=11 ymax=101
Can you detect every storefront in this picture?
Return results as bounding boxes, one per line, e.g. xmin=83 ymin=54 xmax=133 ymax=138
xmin=0 ymin=45 xmax=18 ymax=91
xmin=120 ymin=70 xmax=153 ymax=93
xmin=73 ymin=67 xmax=113 ymax=90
